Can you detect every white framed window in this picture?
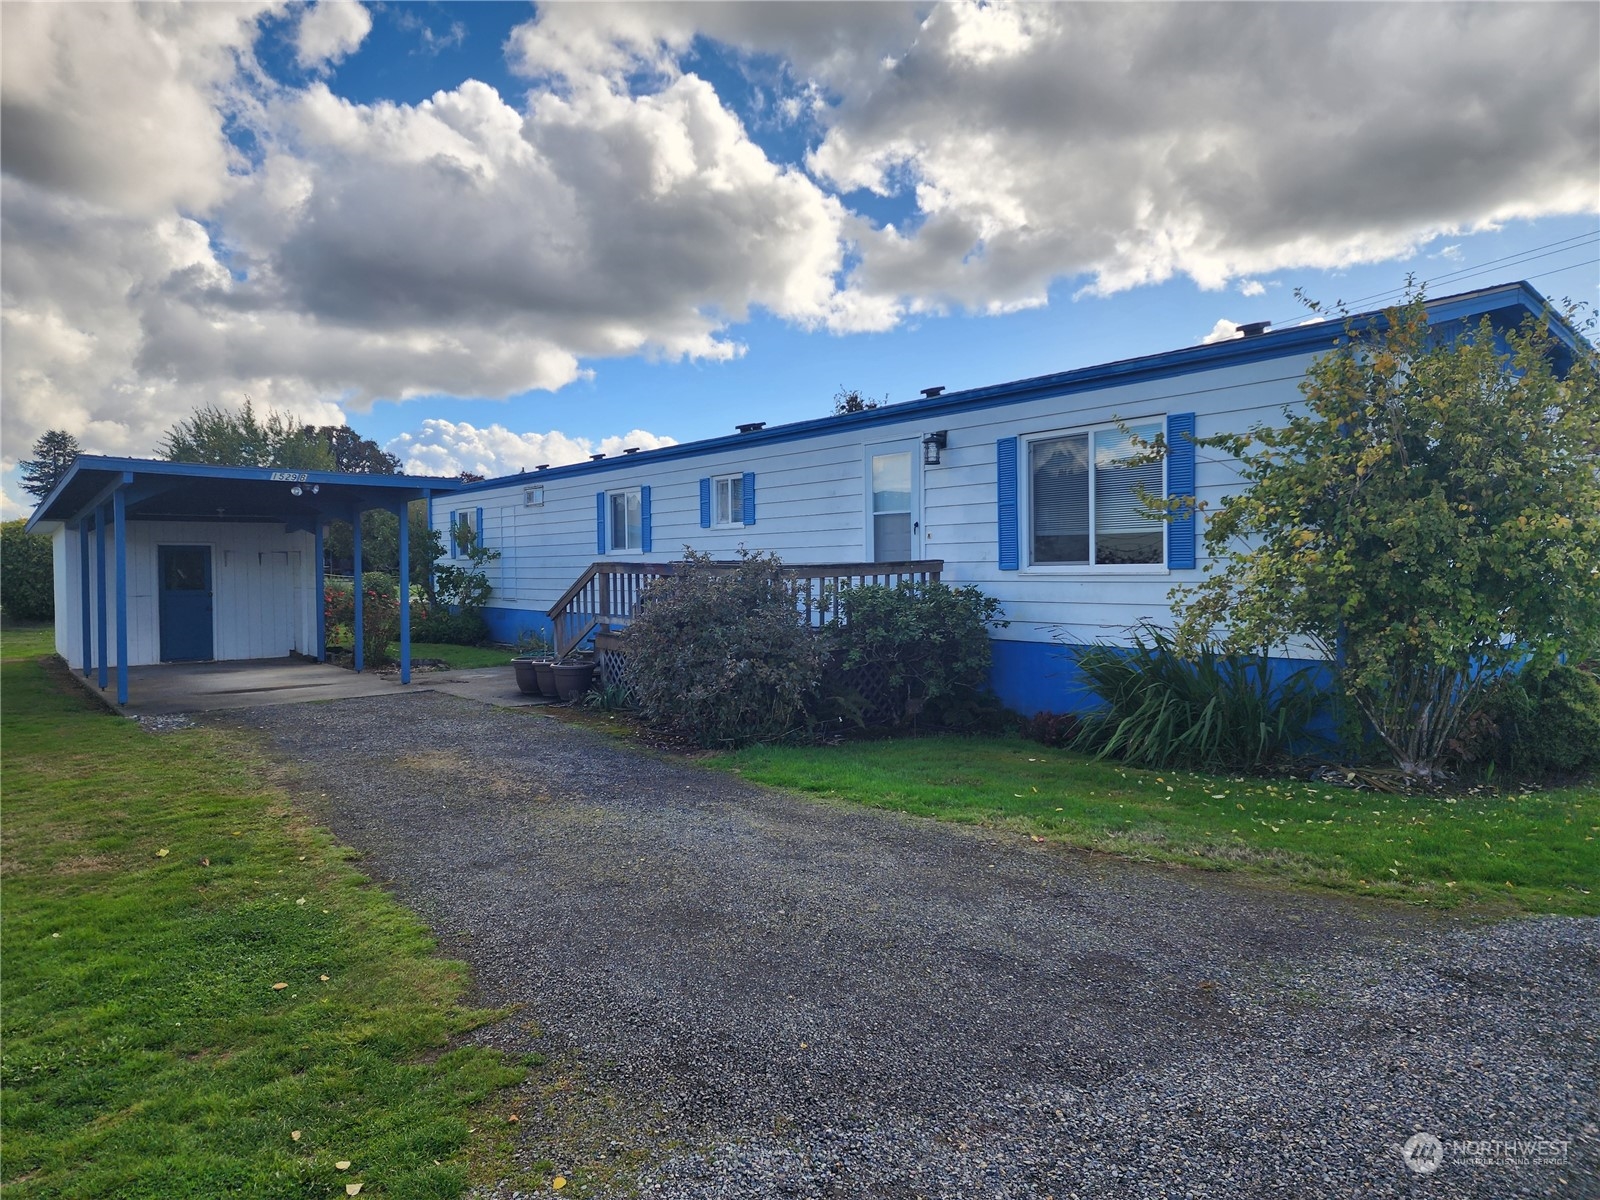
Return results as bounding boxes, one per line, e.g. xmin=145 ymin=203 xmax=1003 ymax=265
xmin=449 ymin=509 xmax=481 ymax=558
xmin=1026 ymin=420 xmax=1165 ymax=567
xmin=712 ymin=474 xmax=744 ymax=527
xmin=608 ymin=488 xmax=642 ymax=553
xmin=866 ymin=443 xmax=918 ymax=562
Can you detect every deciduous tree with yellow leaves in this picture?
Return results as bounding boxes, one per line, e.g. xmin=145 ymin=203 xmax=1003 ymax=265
xmin=1175 ymin=286 xmax=1600 ymax=783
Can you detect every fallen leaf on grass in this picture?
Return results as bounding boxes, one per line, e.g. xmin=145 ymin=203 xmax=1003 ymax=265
xmin=335 ymin=1161 xmax=351 ymax=1171
xmin=346 ymin=1185 xmax=362 ymax=1197
xmin=320 ymin=975 xmax=330 ymax=982
xmin=156 ymin=848 xmax=170 ymax=858
xmin=272 ymin=982 xmax=288 ymax=990
xmin=551 ymin=1178 xmax=566 ymax=1192
xmin=201 ymin=857 xmax=210 ymax=866
xmin=290 ymin=1130 xmax=301 ymax=1141
xmin=506 ymin=1114 xmax=520 ymax=1123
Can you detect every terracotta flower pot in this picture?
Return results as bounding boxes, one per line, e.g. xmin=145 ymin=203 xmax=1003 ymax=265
xmin=551 ymin=660 xmax=596 ymax=702
xmin=533 ymin=659 xmax=559 ymax=698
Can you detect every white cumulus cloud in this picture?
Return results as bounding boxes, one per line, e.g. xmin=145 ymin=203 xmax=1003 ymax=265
xmin=386 ymin=420 xmax=678 ymax=479
xmin=295 ymin=0 xmax=372 ymax=71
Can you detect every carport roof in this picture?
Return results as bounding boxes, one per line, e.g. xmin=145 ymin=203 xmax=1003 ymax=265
xmin=24 ymin=455 xmax=467 ymax=533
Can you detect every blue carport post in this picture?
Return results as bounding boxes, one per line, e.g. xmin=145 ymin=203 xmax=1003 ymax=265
xmin=78 ymin=520 xmax=92 ymax=679
xmin=113 ymin=488 xmax=129 ymax=705
xmin=95 ymin=503 xmax=109 ymax=690
xmin=397 ymin=502 xmax=410 ymax=684
xmin=351 ymin=506 xmax=364 ymax=672
xmin=314 ymin=517 xmax=326 ymax=661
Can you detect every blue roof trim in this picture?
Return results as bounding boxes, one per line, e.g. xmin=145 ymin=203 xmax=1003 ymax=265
xmin=448 ymin=281 xmax=1575 ymax=497
xmin=26 ymin=455 xmax=467 ymax=531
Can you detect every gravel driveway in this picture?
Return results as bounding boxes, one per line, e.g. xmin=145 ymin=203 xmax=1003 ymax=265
xmin=227 ymin=691 xmax=1598 ymax=1199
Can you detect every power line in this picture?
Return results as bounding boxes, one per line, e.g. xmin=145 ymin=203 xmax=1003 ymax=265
xmin=1262 ymin=229 xmax=1600 ymax=327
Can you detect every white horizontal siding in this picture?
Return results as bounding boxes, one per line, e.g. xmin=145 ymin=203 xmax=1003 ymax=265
xmin=441 ymin=349 xmax=1323 ymax=651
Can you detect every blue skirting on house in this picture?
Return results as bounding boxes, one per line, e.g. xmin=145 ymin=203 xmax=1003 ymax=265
xmin=481 ymin=603 xmax=1338 ymax=734
xmin=482 ymin=605 xmax=553 ymax=647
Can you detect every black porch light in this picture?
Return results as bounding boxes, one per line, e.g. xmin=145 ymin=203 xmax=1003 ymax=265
xmin=922 ymin=430 xmax=948 ymax=466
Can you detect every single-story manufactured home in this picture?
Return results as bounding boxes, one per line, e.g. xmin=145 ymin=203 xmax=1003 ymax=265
xmin=430 ymin=280 xmax=1585 ymax=715
xmin=26 ymin=280 xmax=1584 ymax=713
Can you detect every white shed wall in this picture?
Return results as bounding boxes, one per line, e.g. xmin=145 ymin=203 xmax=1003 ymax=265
xmin=54 ymin=520 xmax=316 ymax=669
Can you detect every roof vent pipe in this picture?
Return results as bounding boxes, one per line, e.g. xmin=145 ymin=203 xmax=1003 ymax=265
xmin=590 ymin=453 xmax=605 ymax=461
xmin=921 ymin=386 xmax=945 ymax=398
xmin=1235 ymin=320 xmax=1272 ymax=338
xmin=736 ymin=422 xmax=765 ymax=433
xmin=622 ymin=447 xmax=639 ymax=455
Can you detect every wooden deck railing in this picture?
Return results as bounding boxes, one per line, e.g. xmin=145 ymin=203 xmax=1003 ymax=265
xmin=547 ymin=559 xmax=944 ymax=659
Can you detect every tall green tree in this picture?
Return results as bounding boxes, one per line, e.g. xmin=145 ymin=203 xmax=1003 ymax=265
xmin=324 ymin=501 xmax=443 ymax=593
xmin=158 ymin=400 xmax=334 ymax=471
xmin=1 ymin=520 xmax=55 ymax=620
xmin=302 ymin=425 xmax=401 ymax=474
xmin=18 ymin=430 xmax=81 ymax=500
xmin=1175 ymin=287 xmax=1600 ymax=783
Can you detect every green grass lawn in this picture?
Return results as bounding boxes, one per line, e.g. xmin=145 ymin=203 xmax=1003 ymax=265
xmin=397 ymin=642 xmax=518 ymax=670
xmin=0 ymin=619 xmax=57 ymax=659
xmin=0 ymin=647 xmax=531 ymax=1198
xmin=716 ymin=737 xmax=1600 ymax=915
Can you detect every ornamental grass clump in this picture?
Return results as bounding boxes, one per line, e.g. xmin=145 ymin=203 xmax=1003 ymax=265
xmin=1069 ymin=622 xmax=1326 ymax=770
xmin=624 ymin=550 xmax=828 ymax=747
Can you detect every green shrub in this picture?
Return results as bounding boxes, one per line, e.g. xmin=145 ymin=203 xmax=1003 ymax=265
xmin=624 ymin=550 xmax=828 ymax=747
xmin=324 ymin=573 xmax=410 ymax=665
xmin=1069 ymin=623 xmax=1327 ymax=770
xmin=1 ymin=520 xmax=54 ymax=622
xmin=425 ymin=524 xmax=498 ymax=646
xmin=827 ymin=581 xmax=1005 ymax=728
xmin=414 ymin=608 xmax=489 ymax=646
xmin=1482 ymin=664 xmax=1600 ymax=778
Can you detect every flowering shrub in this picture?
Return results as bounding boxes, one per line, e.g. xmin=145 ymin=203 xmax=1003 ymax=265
xmin=324 ymin=574 xmax=413 ymax=665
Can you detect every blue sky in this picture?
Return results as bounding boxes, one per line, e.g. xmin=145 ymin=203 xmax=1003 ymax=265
xmin=2 ymin=1 xmax=1596 ymax=508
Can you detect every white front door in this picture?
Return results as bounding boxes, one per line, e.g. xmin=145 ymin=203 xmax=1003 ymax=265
xmin=866 ymin=442 xmax=920 ymax=562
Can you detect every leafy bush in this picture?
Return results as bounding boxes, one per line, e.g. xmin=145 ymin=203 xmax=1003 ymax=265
xmin=1 ymin=521 xmax=54 ymax=621
xmin=425 ymin=522 xmax=499 ymax=644
xmin=1022 ymin=711 xmax=1081 ymax=748
xmin=1480 ymin=664 xmax=1600 ymax=778
xmin=827 ymin=581 xmax=1005 ymax=728
xmin=414 ymin=608 xmax=489 ymax=646
xmin=624 ymin=550 xmax=828 ymax=747
xmin=1069 ymin=623 xmax=1327 ymax=770
xmin=324 ymin=573 xmax=411 ymax=666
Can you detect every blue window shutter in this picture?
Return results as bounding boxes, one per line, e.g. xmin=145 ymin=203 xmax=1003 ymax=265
xmin=699 ymin=478 xmax=711 ymax=528
xmin=996 ymin=437 xmax=1019 ymax=571
xmin=596 ymin=492 xmax=607 ymax=554
xmin=640 ymin=486 xmax=653 ymax=553
xmin=742 ymin=472 xmax=756 ymax=525
xmin=1166 ymin=413 xmax=1196 ymax=570
xmin=448 ymin=511 xmax=457 ymax=558
xmin=475 ymin=507 xmax=484 ymax=546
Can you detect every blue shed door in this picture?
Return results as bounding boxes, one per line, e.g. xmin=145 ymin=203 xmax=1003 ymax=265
xmin=159 ymin=545 xmax=214 ymax=662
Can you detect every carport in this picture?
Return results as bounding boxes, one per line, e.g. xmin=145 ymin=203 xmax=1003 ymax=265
xmin=25 ymin=456 xmax=466 ymax=704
